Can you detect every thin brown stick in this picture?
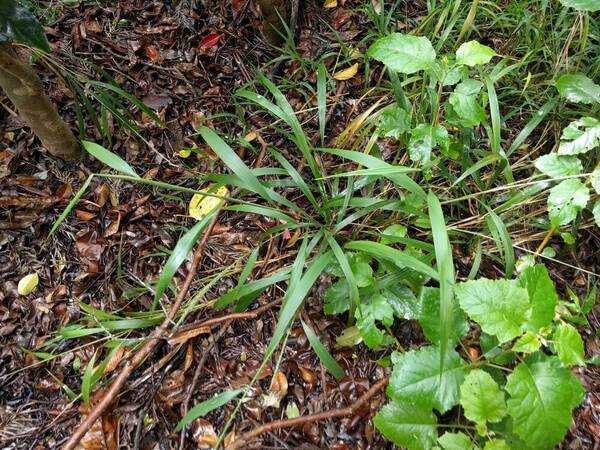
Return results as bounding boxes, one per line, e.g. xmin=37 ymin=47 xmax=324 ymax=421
xmin=225 ymin=376 xmax=389 ymax=450
xmin=62 ymin=212 xmax=221 ymax=450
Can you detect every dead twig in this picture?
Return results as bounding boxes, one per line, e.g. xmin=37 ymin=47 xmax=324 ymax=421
xmin=62 ymin=212 xmax=222 ymax=450
xmin=225 ymin=376 xmax=389 ymax=450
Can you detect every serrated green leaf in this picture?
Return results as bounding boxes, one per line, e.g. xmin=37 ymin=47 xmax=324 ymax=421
xmin=349 ymin=253 xmax=374 ymax=287
xmin=483 ymin=439 xmax=510 ymax=450
xmin=367 ymin=33 xmax=436 ymax=74
xmin=558 ymin=117 xmax=600 ymax=155
xmin=547 ymin=179 xmax=589 ymax=227
xmin=324 ymin=280 xmax=350 ymax=315
xmin=409 ymin=124 xmax=449 ymax=164
xmin=593 ymin=200 xmax=600 ymax=227
xmin=506 ymin=359 xmax=584 ymax=450
xmin=518 ymin=264 xmax=558 ymax=332
xmin=460 ymin=369 xmax=507 ymax=435
xmin=448 ymin=79 xmax=486 ymax=127
xmin=512 ymin=331 xmax=541 ymax=353
xmin=0 ymin=0 xmax=50 ymax=51
xmin=418 ymin=287 xmax=469 ymax=346
xmin=388 ymin=346 xmax=467 ymax=413
xmin=356 ymin=294 xmax=394 ymax=348
xmin=456 ymin=279 xmax=530 ymax=342
xmin=383 ymin=283 xmax=420 ymax=320
xmin=556 ymin=74 xmax=600 ymax=104
xmin=554 ymin=322 xmax=585 ymax=366
xmin=438 ymin=432 xmax=474 ymax=450
xmin=534 ymin=154 xmax=582 ymax=178
xmin=377 ymin=105 xmax=411 ymax=139
xmin=559 ymin=0 xmax=600 ymax=11
xmin=373 ymin=401 xmax=438 ymax=450
xmin=456 ymin=41 xmax=497 ymax=67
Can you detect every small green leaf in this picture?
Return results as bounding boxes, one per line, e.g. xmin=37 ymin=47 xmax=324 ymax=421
xmin=82 ymin=141 xmax=139 ymax=178
xmin=373 ymin=401 xmax=438 ymax=450
xmin=548 ymin=179 xmax=589 ymax=227
xmin=456 ymin=41 xmax=497 ymax=67
xmin=438 ymin=432 xmax=474 ymax=450
xmin=483 ymin=439 xmax=511 ymax=450
xmin=377 ymin=105 xmax=411 ymax=139
xmin=506 ymin=359 xmax=584 ymax=450
xmin=367 ymin=33 xmax=436 ymax=74
xmin=383 ymin=283 xmax=420 ymax=320
xmin=559 ymin=0 xmax=600 ymax=12
xmin=324 ymin=280 xmax=350 ymax=315
xmin=380 ymin=224 xmax=408 ymax=245
xmin=556 ymin=74 xmax=600 ymax=104
xmin=558 ymin=117 xmax=600 ymax=155
xmin=448 ymin=79 xmax=486 ymax=127
xmin=409 ymin=124 xmax=449 ymax=164
xmin=512 ymin=331 xmax=541 ymax=353
xmin=349 ymin=253 xmax=374 ymax=287
xmin=356 ymin=294 xmax=395 ymax=348
xmin=456 ymin=279 xmax=530 ymax=342
xmin=388 ymin=346 xmax=467 ymax=413
xmin=460 ymin=369 xmax=507 ymax=435
xmin=591 ymin=168 xmax=600 ymax=194
xmin=534 ymin=154 xmax=582 ymax=178
xmin=518 ymin=264 xmax=558 ymax=332
xmin=17 ymin=272 xmax=39 ymax=295
xmin=0 ymin=0 xmax=50 ymax=51
xmin=301 ymin=320 xmax=345 ymax=380
xmin=554 ymin=323 xmax=585 ymax=366
xmin=593 ymin=200 xmax=600 ymax=227
xmin=174 ymin=389 xmax=245 ymax=432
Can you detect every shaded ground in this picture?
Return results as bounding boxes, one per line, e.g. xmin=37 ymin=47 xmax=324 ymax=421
xmin=0 ymin=0 xmax=599 ymax=449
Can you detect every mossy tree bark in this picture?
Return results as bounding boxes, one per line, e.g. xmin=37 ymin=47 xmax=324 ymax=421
xmin=0 ymin=44 xmax=79 ymax=160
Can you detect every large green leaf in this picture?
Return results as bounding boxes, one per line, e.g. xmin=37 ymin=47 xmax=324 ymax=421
xmin=517 ymin=264 xmax=558 ymax=332
xmin=484 ymin=439 xmax=511 ymax=450
xmin=547 ymin=179 xmax=589 ymax=227
xmin=418 ymin=287 xmax=469 ymax=346
xmin=448 ymin=79 xmax=486 ymax=127
xmin=505 ymin=359 xmax=584 ymax=450
xmin=455 ymin=41 xmax=497 ymax=67
xmin=559 ymin=0 xmax=600 ymax=11
xmin=534 ymin=154 xmax=582 ymax=178
xmin=388 ymin=346 xmax=467 ymax=413
xmin=553 ymin=323 xmax=585 ymax=366
xmin=556 ymin=74 xmax=600 ymax=104
xmin=373 ymin=401 xmax=438 ymax=450
xmin=459 ymin=369 xmax=507 ymax=435
xmin=0 ymin=0 xmax=49 ymax=51
xmin=456 ymin=279 xmax=530 ymax=342
xmin=558 ymin=117 xmax=600 ymax=155
xmin=367 ymin=33 xmax=436 ymax=74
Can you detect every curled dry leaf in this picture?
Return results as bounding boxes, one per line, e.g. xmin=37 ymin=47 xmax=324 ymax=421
xmin=104 ymin=347 xmax=125 ymax=373
xmin=323 ymin=0 xmax=337 ymax=8
xmin=75 ymin=209 xmax=96 ymax=221
xmin=299 ymin=366 xmax=317 ymax=385
xmin=192 ymin=418 xmax=218 ymax=449
xmin=262 ymin=370 xmax=288 ymax=408
xmin=76 ymin=390 xmax=118 ymax=450
xmin=333 ymin=63 xmax=359 ymax=81
xmin=18 ymin=273 xmax=39 ymax=296
xmin=168 ymin=325 xmax=211 ymax=346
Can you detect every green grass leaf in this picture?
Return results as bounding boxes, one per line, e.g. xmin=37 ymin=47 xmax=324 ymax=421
xmin=317 ymin=63 xmax=327 ymax=146
xmin=81 ymin=352 xmax=96 ymax=406
xmin=373 ymin=401 xmax=438 ymax=450
xmin=456 ymin=279 xmax=530 ymax=342
xmin=49 ymin=174 xmax=94 ymax=237
xmin=559 ymin=0 xmax=600 ymax=11
xmin=174 ymin=388 xmax=245 ymax=432
xmin=82 ymin=141 xmax=139 ymax=178
xmin=301 ymin=320 xmax=345 ymax=380
xmin=506 ymin=359 xmax=584 ymax=449
xmin=459 ymin=369 xmax=507 ymax=435
xmin=387 ymin=346 xmax=467 ymax=413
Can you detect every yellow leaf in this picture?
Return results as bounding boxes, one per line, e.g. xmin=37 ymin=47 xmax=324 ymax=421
xmin=244 ymin=131 xmax=257 ymax=142
xmin=178 ymin=148 xmax=192 ymax=158
xmin=323 ymin=0 xmax=337 ymax=8
xmin=333 ymin=63 xmax=359 ymax=81
xmin=18 ymin=273 xmax=39 ymax=296
xmin=189 ymin=185 xmax=229 ymax=220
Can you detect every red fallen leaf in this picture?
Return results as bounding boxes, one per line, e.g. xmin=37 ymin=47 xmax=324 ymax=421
xmin=232 ymin=0 xmax=246 ymax=14
xmin=145 ymin=45 xmax=159 ymax=62
xmin=54 ymin=182 xmax=73 ymax=200
xmin=198 ymin=32 xmax=222 ymax=49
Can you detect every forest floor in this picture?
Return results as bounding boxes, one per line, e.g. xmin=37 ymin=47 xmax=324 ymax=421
xmin=0 ymin=0 xmax=599 ymax=449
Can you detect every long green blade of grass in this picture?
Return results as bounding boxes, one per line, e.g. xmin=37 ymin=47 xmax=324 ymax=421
xmin=301 ymin=320 xmax=345 ymax=380
xmin=82 ymin=141 xmax=139 ymax=178
xmin=48 ymin=174 xmax=93 ymax=237
xmin=427 ymin=192 xmax=455 ymax=374
xmin=317 ymin=64 xmax=327 ymax=146
xmin=174 ymin=388 xmax=245 ymax=432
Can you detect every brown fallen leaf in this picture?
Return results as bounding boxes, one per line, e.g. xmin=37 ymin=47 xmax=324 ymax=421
xmin=75 ymin=209 xmax=97 ymax=221
xmin=76 ymin=390 xmax=118 ymax=450
xmin=261 ymin=370 xmax=288 ymax=409
xmin=156 ymin=369 xmax=187 ymax=408
xmin=168 ymin=325 xmax=211 ymax=346
xmin=192 ymin=418 xmax=218 ymax=449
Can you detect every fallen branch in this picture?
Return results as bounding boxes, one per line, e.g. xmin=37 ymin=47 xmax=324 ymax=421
xmin=62 ymin=211 xmax=221 ymax=450
xmin=225 ymin=376 xmax=389 ymax=450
